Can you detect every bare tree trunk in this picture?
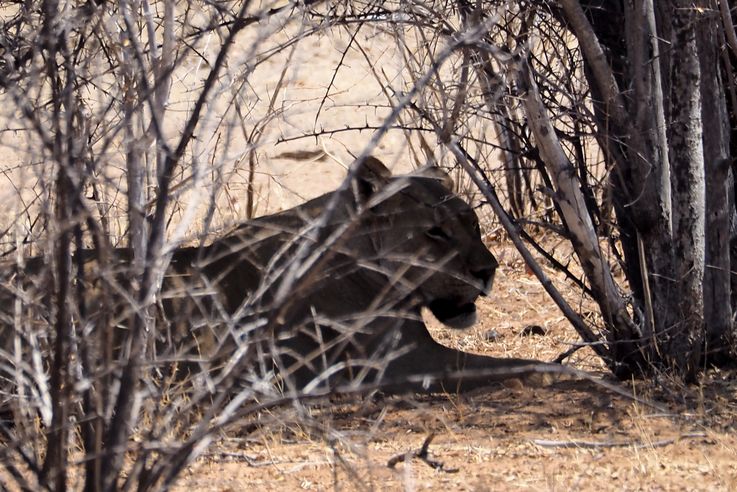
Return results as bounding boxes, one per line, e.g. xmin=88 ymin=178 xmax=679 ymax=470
xmin=572 ymin=0 xmax=735 ymax=376
xmin=721 ymin=0 xmax=737 ymax=347
xmin=665 ymin=0 xmax=706 ymax=377
xmin=104 ymin=2 xmax=149 ymax=488
xmin=560 ymin=2 xmax=657 ymax=368
xmin=519 ymin=58 xmax=641 ymax=371
xmin=475 ymin=57 xmax=526 ymax=218
xmin=39 ymin=1 xmax=70 ymax=488
xmin=569 ymin=2 xmax=649 ymax=335
xmin=43 ymin=173 xmax=72 ymax=492
xmin=500 ymin=123 xmax=524 ymax=218
xmin=699 ymin=1 xmax=734 ymax=362
xmin=124 ymin=1 xmax=146 ymax=270
xmin=144 ymin=0 xmax=174 ymax=191
xmin=623 ymin=0 xmax=675 ymax=345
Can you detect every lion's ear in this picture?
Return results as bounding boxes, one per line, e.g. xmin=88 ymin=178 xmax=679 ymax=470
xmin=413 ymin=165 xmax=455 ymax=191
xmin=355 ymin=156 xmax=392 ymax=198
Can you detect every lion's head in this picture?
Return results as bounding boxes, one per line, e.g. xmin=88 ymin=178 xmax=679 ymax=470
xmin=353 ymin=157 xmax=498 ymax=329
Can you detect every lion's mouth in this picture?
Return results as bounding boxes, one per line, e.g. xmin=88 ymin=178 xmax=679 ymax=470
xmin=428 ymin=299 xmax=478 ymax=329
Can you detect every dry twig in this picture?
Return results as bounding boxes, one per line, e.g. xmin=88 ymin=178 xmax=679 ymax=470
xmin=532 ymin=432 xmax=708 ymax=450
xmin=386 ymin=433 xmax=459 ymax=473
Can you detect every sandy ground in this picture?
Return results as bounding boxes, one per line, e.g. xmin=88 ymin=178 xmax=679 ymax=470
xmin=173 ymin=251 xmax=737 ymax=491
xmin=2 ymin=6 xmax=736 ymax=491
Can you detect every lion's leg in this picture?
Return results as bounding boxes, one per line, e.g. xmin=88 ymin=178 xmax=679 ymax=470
xmin=381 ymin=322 xmax=549 ymax=393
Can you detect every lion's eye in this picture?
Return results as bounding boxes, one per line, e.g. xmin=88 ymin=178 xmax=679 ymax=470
xmin=426 ymin=226 xmax=450 ymax=241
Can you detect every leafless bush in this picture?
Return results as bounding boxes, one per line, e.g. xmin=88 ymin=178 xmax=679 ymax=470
xmin=0 ymin=2 xmax=551 ymax=488
xmin=335 ymin=0 xmax=737 ymax=382
xmin=0 ymin=1 xmax=377 ymax=488
xmin=1 ymin=0 xmax=732 ymax=489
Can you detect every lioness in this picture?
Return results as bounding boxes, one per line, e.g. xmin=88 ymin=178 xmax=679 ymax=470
xmin=160 ymin=156 xmax=542 ymax=393
xmin=1 ymin=157 xmax=540 ymax=400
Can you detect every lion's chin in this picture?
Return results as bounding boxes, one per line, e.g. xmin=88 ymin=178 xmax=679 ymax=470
xmin=428 ymin=300 xmax=478 ymax=329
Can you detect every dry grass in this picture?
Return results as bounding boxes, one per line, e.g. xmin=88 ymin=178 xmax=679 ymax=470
xmin=2 ymin=8 xmax=735 ymax=490
xmin=173 ymin=243 xmax=737 ymax=491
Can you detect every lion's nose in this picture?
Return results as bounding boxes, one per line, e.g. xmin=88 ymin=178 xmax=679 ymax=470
xmin=471 ymin=267 xmax=495 ymax=296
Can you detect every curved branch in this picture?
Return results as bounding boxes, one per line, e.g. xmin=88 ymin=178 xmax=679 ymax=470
xmin=719 ymin=0 xmax=737 ymax=60
xmin=558 ymin=0 xmax=628 ymax=131
xmin=519 ymin=56 xmax=642 ymax=372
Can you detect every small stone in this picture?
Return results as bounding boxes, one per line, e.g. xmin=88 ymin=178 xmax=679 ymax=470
xmin=483 ymin=329 xmax=501 ymax=342
xmin=521 ymin=325 xmax=547 ymax=337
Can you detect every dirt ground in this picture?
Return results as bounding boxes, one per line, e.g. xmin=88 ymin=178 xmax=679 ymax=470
xmin=174 ymin=246 xmax=737 ymax=492
xmin=2 ymin=12 xmax=736 ymax=491
xmin=164 ymin=27 xmax=737 ymax=491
